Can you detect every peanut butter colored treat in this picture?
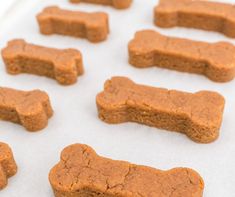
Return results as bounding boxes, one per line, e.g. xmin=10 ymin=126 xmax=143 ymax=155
xmin=37 ymin=6 xmax=109 ymax=43
xmin=0 ymin=142 xmax=17 ymax=190
xmin=128 ymin=30 xmax=235 ymax=82
xmin=49 ymin=143 xmax=204 ymax=197
xmin=0 ymin=87 xmax=53 ymax=131
xmin=69 ymin=0 xmax=132 ymax=9
xmin=96 ymin=77 xmax=225 ymax=143
xmin=154 ymin=0 xmax=235 ymax=38
xmin=2 ymin=39 xmax=84 ymax=85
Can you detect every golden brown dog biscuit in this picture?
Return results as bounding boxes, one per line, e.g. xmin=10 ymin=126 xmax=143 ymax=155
xmin=49 ymin=143 xmax=204 ymax=197
xmin=0 ymin=87 xmax=53 ymax=131
xmin=128 ymin=30 xmax=235 ymax=82
xmin=69 ymin=0 xmax=132 ymax=9
xmin=37 ymin=6 xmax=109 ymax=43
xmin=0 ymin=142 xmax=17 ymax=190
xmin=2 ymin=39 xmax=84 ymax=85
xmin=154 ymin=0 xmax=235 ymax=37
xmin=96 ymin=77 xmax=225 ymax=143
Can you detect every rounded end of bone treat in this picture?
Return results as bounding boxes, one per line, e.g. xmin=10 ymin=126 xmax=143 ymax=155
xmin=64 ymin=49 xmax=85 ymax=76
xmin=55 ymin=73 xmax=78 ymax=85
xmin=128 ymin=45 xmax=156 ymax=68
xmin=1 ymin=39 xmax=26 ymax=75
xmin=154 ymin=8 xmax=178 ymax=28
xmin=54 ymin=56 xmax=81 ymax=85
xmin=128 ymin=50 xmax=156 ymax=68
xmin=202 ymin=41 xmax=235 ymax=82
xmin=206 ymin=66 xmax=235 ymax=83
xmin=49 ymin=144 xmax=96 ymax=192
xmin=186 ymin=91 xmax=225 ymax=143
xmin=86 ymin=14 xmax=109 ymax=43
xmin=86 ymin=30 xmax=109 ymax=43
xmin=128 ymin=30 xmax=158 ymax=68
xmin=0 ymin=142 xmax=18 ymax=190
xmin=96 ymin=77 xmax=135 ymax=124
xmin=5 ymin=62 xmax=22 ymax=75
xmin=16 ymin=90 xmax=53 ymax=131
xmin=18 ymin=108 xmax=49 ymax=132
xmin=154 ymin=0 xmax=179 ymax=28
xmin=0 ymin=145 xmax=18 ymax=178
xmin=167 ymin=167 xmax=204 ymax=196
xmin=2 ymin=39 xmax=25 ymax=58
xmin=36 ymin=7 xmax=59 ymax=35
xmin=187 ymin=126 xmax=220 ymax=144
xmin=65 ymin=53 xmax=84 ymax=78
xmin=48 ymin=164 xmax=62 ymax=193
xmin=37 ymin=18 xmax=54 ymax=35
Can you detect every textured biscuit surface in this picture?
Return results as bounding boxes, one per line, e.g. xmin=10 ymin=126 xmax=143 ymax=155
xmin=128 ymin=30 xmax=235 ymax=82
xmin=0 ymin=87 xmax=53 ymax=131
xmin=49 ymin=143 xmax=204 ymax=197
xmin=37 ymin=6 xmax=109 ymax=43
xmin=154 ymin=0 xmax=235 ymax=37
xmin=0 ymin=142 xmax=17 ymax=190
xmin=70 ymin=0 xmax=132 ymax=9
xmin=96 ymin=77 xmax=225 ymax=143
xmin=2 ymin=39 xmax=84 ymax=85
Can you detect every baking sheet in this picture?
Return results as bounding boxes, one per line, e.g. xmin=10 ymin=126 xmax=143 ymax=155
xmin=0 ymin=0 xmax=235 ymax=196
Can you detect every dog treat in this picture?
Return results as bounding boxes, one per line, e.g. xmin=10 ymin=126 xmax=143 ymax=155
xmin=128 ymin=30 xmax=235 ymax=82
xmin=37 ymin=6 xmax=109 ymax=43
xmin=49 ymin=143 xmax=204 ymax=197
xmin=0 ymin=87 xmax=53 ymax=131
xmin=69 ymin=0 xmax=132 ymax=9
xmin=154 ymin=0 xmax=235 ymax=38
xmin=96 ymin=77 xmax=225 ymax=143
xmin=2 ymin=39 xmax=84 ymax=85
xmin=0 ymin=142 xmax=17 ymax=190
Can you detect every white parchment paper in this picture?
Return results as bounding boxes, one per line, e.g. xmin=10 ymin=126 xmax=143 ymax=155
xmin=0 ymin=0 xmax=235 ymax=196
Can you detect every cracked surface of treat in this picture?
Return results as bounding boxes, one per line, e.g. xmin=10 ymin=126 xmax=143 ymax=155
xmin=0 ymin=87 xmax=53 ymax=131
xmin=49 ymin=143 xmax=204 ymax=197
xmin=2 ymin=39 xmax=84 ymax=85
xmin=69 ymin=0 xmax=132 ymax=9
xmin=154 ymin=0 xmax=235 ymax=38
xmin=37 ymin=6 xmax=109 ymax=43
xmin=0 ymin=142 xmax=17 ymax=190
xmin=128 ymin=30 xmax=235 ymax=82
xmin=96 ymin=77 xmax=225 ymax=143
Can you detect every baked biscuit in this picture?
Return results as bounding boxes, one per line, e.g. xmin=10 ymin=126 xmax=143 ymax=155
xmin=49 ymin=143 xmax=204 ymax=197
xmin=37 ymin=6 xmax=109 ymax=43
xmin=2 ymin=39 xmax=84 ymax=85
xmin=154 ymin=0 xmax=235 ymax=38
xmin=128 ymin=30 xmax=235 ymax=82
xmin=96 ymin=77 xmax=225 ymax=143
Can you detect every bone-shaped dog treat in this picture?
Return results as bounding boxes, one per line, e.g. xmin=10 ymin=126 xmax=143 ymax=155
xmin=69 ymin=0 xmax=132 ymax=9
xmin=128 ymin=30 xmax=235 ymax=82
xmin=49 ymin=143 xmax=204 ymax=197
xmin=1 ymin=39 xmax=84 ymax=85
xmin=96 ymin=77 xmax=225 ymax=143
xmin=0 ymin=87 xmax=53 ymax=131
xmin=154 ymin=0 xmax=235 ymax=38
xmin=37 ymin=6 xmax=109 ymax=43
xmin=0 ymin=142 xmax=17 ymax=190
